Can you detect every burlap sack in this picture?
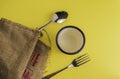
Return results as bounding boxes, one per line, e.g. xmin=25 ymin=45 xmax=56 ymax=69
xmin=0 ymin=18 xmax=50 ymax=79
xmin=22 ymin=40 xmax=50 ymax=79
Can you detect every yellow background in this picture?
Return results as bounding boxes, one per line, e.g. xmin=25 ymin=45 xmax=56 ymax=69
xmin=0 ymin=0 xmax=120 ymax=79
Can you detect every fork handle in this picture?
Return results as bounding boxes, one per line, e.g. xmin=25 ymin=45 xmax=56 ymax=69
xmin=42 ymin=66 xmax=68 ymax=79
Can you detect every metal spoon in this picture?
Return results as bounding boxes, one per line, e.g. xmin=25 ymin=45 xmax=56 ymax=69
xmin=38 ymin=11 xmax=68 ymax=31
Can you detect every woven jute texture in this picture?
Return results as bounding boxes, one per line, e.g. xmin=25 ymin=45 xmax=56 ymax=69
xmin=22 ymin=40 xmax=50 ymax=79
xmin=0 ymin=18 xmax=50 ymax=79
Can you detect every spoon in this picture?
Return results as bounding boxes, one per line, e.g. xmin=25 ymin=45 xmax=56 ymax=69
xmin=38 ymin=11 xmax=68 ymax=31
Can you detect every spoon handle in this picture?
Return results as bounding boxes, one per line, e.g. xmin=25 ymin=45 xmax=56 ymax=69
xmin=38 ymin=20 xmax=53 ymax=31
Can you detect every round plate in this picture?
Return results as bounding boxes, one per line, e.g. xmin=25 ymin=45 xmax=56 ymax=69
xmin=56 ymin=26 xmax=85 ymax=55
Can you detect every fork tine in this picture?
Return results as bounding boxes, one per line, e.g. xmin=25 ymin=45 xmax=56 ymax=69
xmin=76 ymin=56 xmax=90 ymax=63
xmin=75 ymin=56 xmax=89 ymax=62
xmin=71 ymin=54 xmax=90 ymax=67
xmin=75 ymin=53 xmax=87 ymax=60
xmin=75 ymin=54 xmax=88 ymax=61
xmin=73 ymin=54 xmax=90 ymax=67
xmin=77 ymin=59 xmax=90 ymax=66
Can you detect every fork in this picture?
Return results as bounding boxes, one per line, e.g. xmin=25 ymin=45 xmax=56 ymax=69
xmin=42 ymin=54 xmax=90 ymax=79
